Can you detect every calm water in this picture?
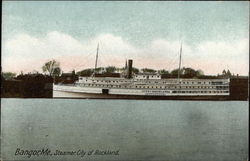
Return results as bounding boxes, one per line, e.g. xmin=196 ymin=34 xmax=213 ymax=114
xmin=1 ymin=99 xmax=248 ymax=161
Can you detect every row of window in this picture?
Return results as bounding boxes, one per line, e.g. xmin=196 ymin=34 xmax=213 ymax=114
xmin=135 ymin=75 xmax=160 ymax=78
xmin=172 ymin=91 xmax=229 ymax=93
xmin=82 ymin=80 xmax=132 ymax=83
xmin=76 ymin=83 xmax=229 ymax=94
xmin=79 ymin=79 xmax=227 ymax=85
xmin=78 ymin=83 xmax=228 ymax=89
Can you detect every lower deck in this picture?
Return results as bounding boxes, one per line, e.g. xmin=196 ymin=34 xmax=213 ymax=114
xmin=53 ymin=90 xmax=230 ymax=100
xmin=53 ymin=84 xmax=230 ymax=99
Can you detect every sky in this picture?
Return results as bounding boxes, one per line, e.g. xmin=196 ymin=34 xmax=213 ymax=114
xmin=2 ymin=1 xmax=249 ymax=75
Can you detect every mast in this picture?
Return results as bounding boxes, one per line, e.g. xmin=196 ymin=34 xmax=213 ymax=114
xmin=177 ymin=42 xmax=182 ymax=84
xmin=94 ymin=43 xmax=99 ymax=77
xmin=125 ymin=59 xmax=127 ymax=70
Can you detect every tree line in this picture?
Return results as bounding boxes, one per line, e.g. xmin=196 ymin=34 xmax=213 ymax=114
xmin=1 ymin=60 xmax=236 ymax=80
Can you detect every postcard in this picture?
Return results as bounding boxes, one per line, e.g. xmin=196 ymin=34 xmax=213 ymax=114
xmin=1 ymin=1 xmax=249 ymax=161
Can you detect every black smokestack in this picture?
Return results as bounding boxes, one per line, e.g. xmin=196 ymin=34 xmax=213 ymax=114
xmin=127 ymin=59 xmax=133 ymax=79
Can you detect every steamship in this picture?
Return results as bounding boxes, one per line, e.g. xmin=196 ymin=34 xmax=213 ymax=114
xmin=53 ymin=44 xmax=230 ymax=100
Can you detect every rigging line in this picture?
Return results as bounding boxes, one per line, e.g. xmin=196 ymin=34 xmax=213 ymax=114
xmin=164 ymin=46 xmax=183 ymax=70
xmin=165 ymin=53 xmax=180 ymax=71
xmin=93 ymin=43 xmax=121 ymax=69
xmin=165 ymin=56 xmax=177 ymax=70
xmin=72 ymin=49 xmax=97 ymax=70
xmin=178 ymin=42 xmax=182 ymax=84
xmin=70 ymin=51 xmax=94 ymax=69
xmin=94 ymin=43 xmax=99 ymax=76
xmin=72 ymin=56 xmax=92 ymax=71
xmin=78 ymin=54 xmax=96 ymax=70
xmin=95 ymin=52 xmax=104 ymax=68
xmin=100 ymin=53 xmax=113 ymax=67
xmin=172 ymin=54 xmax=181 ymax=68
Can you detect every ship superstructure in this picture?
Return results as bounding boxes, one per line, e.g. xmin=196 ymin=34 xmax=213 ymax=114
xmin=54 ymin=75 xmax=229 ymax=97
xmin=53 ymin=44 xmax=230 ymax=99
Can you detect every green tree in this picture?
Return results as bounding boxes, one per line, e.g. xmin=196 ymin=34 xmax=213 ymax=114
xmin=2 ymin=72 xmax=16 ymax=80
xmin=183 ymin=67 xmax=197 ymax=78
xmin=119 ymin=67 xmax=139 ymax=74
xmin=226 ymin=69 xmax=232 ymax=76
xmin=222 ymin=69 xmax=227 ymax=75
xmin=118 ymin=67 xmax=126 ymax=72
xmin=77 ymin=69 xmax=94 ymax=76
xmin=42 ymin=60 xmax=61 ymax=76
xmin=171 ymin=68 xmax=180 ymax=77
xmin=171 ymin=68 xmax=186 ymax=78
xmin=196 ymin=69 xmax=204 ymax=77
xmin=105 ymin=66 xmax=116 ymax=73
xmin=132 ymin=67 xmax=139 ymax=74
xmin=53 ymin=67 xmax=61 ymax=77
xmin=158 ymin=69 xmax=169 ymax=74
xmin=141 ymin=68 xmax=156 ymax=73
xmin=95 ymin=67 xmax=105 ymax=73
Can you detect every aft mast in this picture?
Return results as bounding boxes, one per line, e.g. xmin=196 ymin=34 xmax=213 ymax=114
xmin=93 ymin=43 xmax=99 ymax=77
xmin=177 ymin=42 xmax=182 ymax=84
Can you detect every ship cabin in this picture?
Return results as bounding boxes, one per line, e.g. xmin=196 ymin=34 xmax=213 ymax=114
xmin=134 ymin=73 xmax=161 ymax=80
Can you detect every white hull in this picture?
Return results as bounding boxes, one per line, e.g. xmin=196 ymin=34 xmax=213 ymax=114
xmin=53 ymin=90 xmax=111 ymax=98
xmin=53 ymin=84 xmax=230 ymax=99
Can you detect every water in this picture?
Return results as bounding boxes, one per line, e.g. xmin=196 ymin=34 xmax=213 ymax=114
xmin=1 ymin=99 xmax=248 ymax=161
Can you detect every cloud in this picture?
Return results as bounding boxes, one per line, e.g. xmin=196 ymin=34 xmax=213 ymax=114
xmin=188 ymin=38 xmax=249 ymax=75
xmin=194 ymin=39 xmax=249 ymax=59
xmin=2 ymin=31 xmax=249 ymax=75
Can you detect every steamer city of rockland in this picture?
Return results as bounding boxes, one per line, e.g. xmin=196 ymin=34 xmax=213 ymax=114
xmin=53 ymin=44 xmax=246 ymax=100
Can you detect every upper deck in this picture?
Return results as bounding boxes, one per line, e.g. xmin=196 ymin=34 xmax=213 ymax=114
xmin=77 ymin=76 xmax=229 ymax=85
